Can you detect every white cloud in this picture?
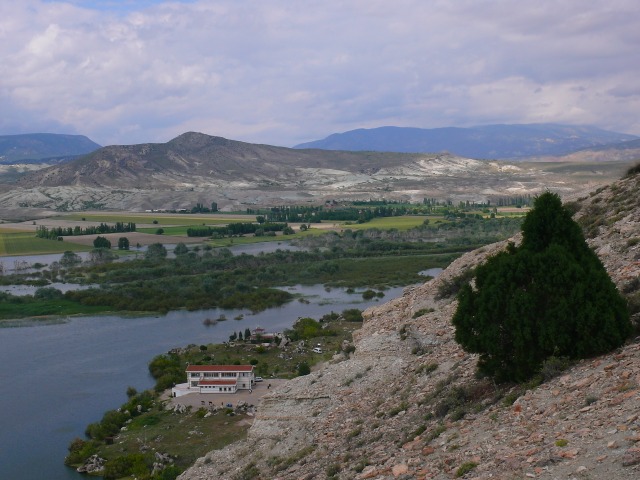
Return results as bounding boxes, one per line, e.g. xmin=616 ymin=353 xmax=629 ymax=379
xmin=1 ymin=0 xmax=639 ymax=147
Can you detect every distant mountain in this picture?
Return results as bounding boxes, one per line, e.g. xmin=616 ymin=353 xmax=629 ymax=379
xmin=294 ymin=124 xmax=638 ymax=160
xmin=6 ymin=131 xmax=632 ymax=213
xmin=525 ymin=137 xmax=640 ymax=163
xmin=15 ymin=131 xmax=431 ymax=189
xmin=0 ymin=133 xmax=101 ymax=164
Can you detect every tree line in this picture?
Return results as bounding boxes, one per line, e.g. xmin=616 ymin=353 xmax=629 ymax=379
xmin=186 ymin=222 xmax=289 ymax=237
xmin=246 ymin=205 xmax=410 ymax=223
xmin=36 ymin=222 xmax=136 ymax=239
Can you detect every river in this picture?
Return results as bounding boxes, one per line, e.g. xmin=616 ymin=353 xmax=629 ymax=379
xmin=0 ymin=283 xmax=411 ymax=480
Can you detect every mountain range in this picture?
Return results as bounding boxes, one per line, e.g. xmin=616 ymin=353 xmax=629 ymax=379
xmin=295 ymin=124 xmax=638 ymax=159
xmin=0 ymin=129 xmax=636 ymax=216
xmin=0 ymin=133 xmax=101 ymax=164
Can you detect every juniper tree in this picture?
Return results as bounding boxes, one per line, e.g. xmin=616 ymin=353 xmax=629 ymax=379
xmin=452 ymin=192 xmax=631 ymax=382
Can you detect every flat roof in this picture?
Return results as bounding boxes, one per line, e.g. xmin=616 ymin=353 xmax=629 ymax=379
xmin=186 ymin=365 xmax=254 ymax=372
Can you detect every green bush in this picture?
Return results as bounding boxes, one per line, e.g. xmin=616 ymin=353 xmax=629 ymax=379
xmin=456 ymin=461 xmax=477 ymax=477
xmin=64 ymin=438 xmax=97 ymax=465
xmin=151 ymin=465 xmax=182 ymax=480
xmin=453 ymin=192 xmax=631 ymax=382
xmin=342 ymin=308 xmax=363 ymax=322
xmin=103 ymin=453 xmax=150 ymax=480
xmin=625 ymin=162 xmax=640 ymax=177
xmin=297 ymin=362 xmax=311 ymax=376
xmin=361 ymin=289 xmax=376 ymax=300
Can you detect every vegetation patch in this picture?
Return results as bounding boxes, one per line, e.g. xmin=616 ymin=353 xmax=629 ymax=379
xmin=0 ymin=232 xmax=90 ymax=256
xmin=453 ymin=192 xmax=631 ymax=382
xmin=456 ymin=461 xmax=478 ymax=477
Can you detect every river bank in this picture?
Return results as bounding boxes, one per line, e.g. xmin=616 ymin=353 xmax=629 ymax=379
xmin=0 ymin=283 xmax=406 ymax=480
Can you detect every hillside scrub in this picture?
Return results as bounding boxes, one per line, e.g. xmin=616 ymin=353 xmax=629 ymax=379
xmin=452 ymin=192 xmax=632 ymax=382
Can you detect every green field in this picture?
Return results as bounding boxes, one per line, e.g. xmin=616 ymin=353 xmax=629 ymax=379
xmin=0 ymin=232 xmax=91 ymax=256
xmin=344 ymin=215 xmax=430 ymax=231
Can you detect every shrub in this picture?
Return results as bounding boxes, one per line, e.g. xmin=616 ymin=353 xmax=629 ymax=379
xmin=103 ymin=453 xmax=150 ymax=480
xmin=145 ymin=243 xmax=167 ymax=261
xmin=342 ymin=308 xmax=363 ymax=322
xmin=34 ymin=287 xmax=64 ymax=300
xmin=625 ymin=162 xmax=640 ymax=177
xmin=64 ymin=438 xmax=97 ymax=465
xmin=436 ymin=269 xmax=475 ymax=300
xmin=195 ymin=407 xmax=208 ymax=418
xmin=539 ymin=356 xmax=571 ymax=382
xmin=412 ymin=307 xmax=434 ymax=318
xmin=326 ymin=464 xmax=341 ymax=477
xmin=362 ymin=289 xmax=376 ymax=300
xmin=60 ymin=250 xmax=82 ymax=267
xmin=456 ymin=461 xmax=477 ymax=477
xmin=297 ymin=362 xmax=311 ymax=376
xmin=452 ymin=192 xmax=631 ymax=382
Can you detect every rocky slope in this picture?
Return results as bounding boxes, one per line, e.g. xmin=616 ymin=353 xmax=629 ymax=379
xmin=178 ymin=167 xmax=640 ymax=480
xmin=0 ymin=132 xmax=632 ymax=216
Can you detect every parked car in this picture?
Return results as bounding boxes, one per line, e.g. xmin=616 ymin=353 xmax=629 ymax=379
xmin=312 ymin=347 xmax=323 ymax=354
xmin=255 ymin=376 xmax=263 ymax=382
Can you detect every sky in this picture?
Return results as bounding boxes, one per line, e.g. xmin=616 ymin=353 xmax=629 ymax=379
xmin=1 ymin=0 xmax=639 ymax=148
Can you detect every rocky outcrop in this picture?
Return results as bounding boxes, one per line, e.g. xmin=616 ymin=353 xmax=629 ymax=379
xmin=179 ymin=170 xmax=640 ymax=480
xmin=76 ymin=454 xmax=105 ymax=474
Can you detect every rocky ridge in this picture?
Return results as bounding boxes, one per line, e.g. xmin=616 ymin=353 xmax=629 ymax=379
xmin=177 ymin=170 xmax=640 ymax=480
xmin=0 ymin=132 xmax=632 ymax=216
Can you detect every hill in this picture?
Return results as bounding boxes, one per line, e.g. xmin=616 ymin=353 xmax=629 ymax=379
xmin=1 ymin=131 xmax=632 ymax=215
xmin=529 ymin=138 xmax=640 ymax=164
xmin=178 ymin=166 xmax=640 ymax=479
xmin=294 ymin=124 xmax=638 ymax=160
xmin=0 ymin=133 xmax=101 ymax=164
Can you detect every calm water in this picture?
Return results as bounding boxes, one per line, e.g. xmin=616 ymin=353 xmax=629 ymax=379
xmin=0 ymin=284 xmax=407 ymax=480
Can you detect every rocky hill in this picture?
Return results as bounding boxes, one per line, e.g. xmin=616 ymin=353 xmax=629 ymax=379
xmin=0 ymin=133 xmax=100 ymax=164
xmin=525 ymin=138 xmax=640 ymax=164
xmin=295 ymin=124 xmax=638 ymax=160
xmin=0 ymin=132 xmax=632 ymax=216
xmin=178 ymin=167 xmax=640 ymax=480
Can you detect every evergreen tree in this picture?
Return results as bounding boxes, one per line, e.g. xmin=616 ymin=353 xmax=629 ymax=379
xmin=452 ymin=192 xmax=631 ymax=382
xmin=93 ymin=236 xmax=111 ymax=249
xmin=117 ymin=237 xmax=130 ymax=250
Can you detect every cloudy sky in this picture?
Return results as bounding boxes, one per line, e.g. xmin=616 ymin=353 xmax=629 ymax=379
xmin=1 ymin=0 xmax=639 ymax=147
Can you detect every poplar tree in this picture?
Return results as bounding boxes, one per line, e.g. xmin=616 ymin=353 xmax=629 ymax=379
xmin=452 ymin=192 xmax=631 ymax=382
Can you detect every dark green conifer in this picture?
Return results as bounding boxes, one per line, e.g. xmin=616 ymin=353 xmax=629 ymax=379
xmin=452 ymin=192 xmax=631 ymax=382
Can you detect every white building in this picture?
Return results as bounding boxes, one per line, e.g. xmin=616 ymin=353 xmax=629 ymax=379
xmin=180 ymin=364 xmax=255 ymax=394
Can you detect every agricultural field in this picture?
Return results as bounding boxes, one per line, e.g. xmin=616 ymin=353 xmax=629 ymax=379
xmin=345 ymin=215 xmax=430 ymax=231
xmin=0 ymin=232 xmax=91 ymax=256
